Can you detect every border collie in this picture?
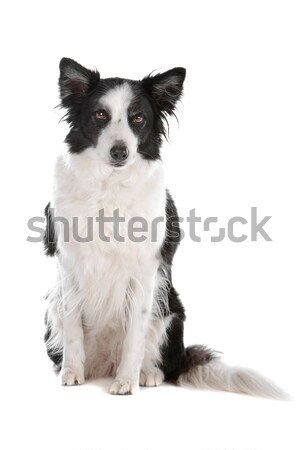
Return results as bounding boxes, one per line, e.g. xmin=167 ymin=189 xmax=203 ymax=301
xmin=44 ymin=58 xmax=285 ymax=397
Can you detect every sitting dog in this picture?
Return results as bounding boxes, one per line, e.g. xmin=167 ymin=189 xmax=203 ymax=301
xmin=44 ymin=58 xmax=285 ymax=397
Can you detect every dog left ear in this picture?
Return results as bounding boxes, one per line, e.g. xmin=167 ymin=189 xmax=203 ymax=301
xmin=143 ymin=67 xmax=186 ymax=115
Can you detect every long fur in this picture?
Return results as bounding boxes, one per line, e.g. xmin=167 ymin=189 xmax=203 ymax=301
xmin=44 ymin=58 xmax=287 ymax=398
xmin=177 ymin=347 xmax=288 ymax=399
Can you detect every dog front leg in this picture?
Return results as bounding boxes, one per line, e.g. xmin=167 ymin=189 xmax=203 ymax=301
xmin=110 ymin=271 xmax=157 ymax=395
xmin=60 ymin=303 xmax=85 ymax=386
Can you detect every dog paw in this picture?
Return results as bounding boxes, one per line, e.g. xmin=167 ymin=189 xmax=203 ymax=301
xmin=139 ymin=368 xmax=164 ymax=387
xmin=60 ymin=368 xmax=84 ymax=386
xmin=109 ymin=378 xmax=139 ymax=395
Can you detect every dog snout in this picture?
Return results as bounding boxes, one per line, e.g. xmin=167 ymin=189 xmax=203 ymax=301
xmin=110 ymin=144 xmax=129 ymax=165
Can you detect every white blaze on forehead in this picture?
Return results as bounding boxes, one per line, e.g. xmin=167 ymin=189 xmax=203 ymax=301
xmin=95 ymin=82 xmax=138 ymax=165
xmin=99 ymin=82 xmax=134 ymax=122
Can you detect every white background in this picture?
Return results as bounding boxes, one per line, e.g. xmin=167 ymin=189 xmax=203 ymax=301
xmin=1 ymin=1 xmax=299 ymax=449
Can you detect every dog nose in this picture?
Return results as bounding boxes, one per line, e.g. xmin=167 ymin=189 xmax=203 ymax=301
xmin=110 ymin=145 xmax=129 ymax=163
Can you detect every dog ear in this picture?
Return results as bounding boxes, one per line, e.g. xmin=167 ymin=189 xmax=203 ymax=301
xmin=59 ymin=57 xmax=100 ymax=106
xmin=143 ymin=67 xmax=186 ymax=115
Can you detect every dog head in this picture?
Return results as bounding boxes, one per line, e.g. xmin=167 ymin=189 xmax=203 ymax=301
xmin=58 ymin=58 xmax=186 ymax=168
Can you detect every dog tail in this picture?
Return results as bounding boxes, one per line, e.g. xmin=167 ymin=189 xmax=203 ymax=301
xmin=175 ymin=345 xmax=289 ymax=400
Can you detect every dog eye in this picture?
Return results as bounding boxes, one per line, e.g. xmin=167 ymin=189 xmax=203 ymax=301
xmin=132 ymin=114 xmax=144 ymax=125
xmin=95 ymin=110 xmax=108 ymax=121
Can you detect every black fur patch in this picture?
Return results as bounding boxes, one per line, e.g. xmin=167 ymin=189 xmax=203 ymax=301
xmin=159 ymin=292 xmax=186 ymax=381
xmin=158 ymin=190 xmax=187 ymax=380
xmin=181 ymin=345 xmax=219 ymax=374
xmin=43 ymin=202 xmax=57 ymax=257
xmin=161 ymin=190 xmax=182 ymax=266
xmin=44 ymin=312 xmax=62 ymax=373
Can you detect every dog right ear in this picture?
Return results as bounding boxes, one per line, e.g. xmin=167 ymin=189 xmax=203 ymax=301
xmin=59 ymin=58 xmax=100 ymax=107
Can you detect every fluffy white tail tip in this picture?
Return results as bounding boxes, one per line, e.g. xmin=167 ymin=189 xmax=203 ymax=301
xmin=177 ymin=360 xmax=290 ymax=400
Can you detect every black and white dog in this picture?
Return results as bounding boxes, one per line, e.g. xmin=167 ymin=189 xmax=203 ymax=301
xmin=44 ymin=58 xmax=285 ymax=397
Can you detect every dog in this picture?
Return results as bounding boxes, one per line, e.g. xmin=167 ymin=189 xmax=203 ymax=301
xmin=44 ymin=57 xmax=286 ymax=397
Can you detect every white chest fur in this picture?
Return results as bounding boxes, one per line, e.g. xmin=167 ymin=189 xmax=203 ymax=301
xmin=52 ymin=149 xmax=166 ymax=329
